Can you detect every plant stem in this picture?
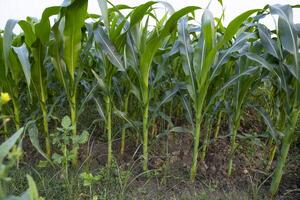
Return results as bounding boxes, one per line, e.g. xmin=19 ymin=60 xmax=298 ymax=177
xmin=214 ymin=111 xmax=222 ymax=139
xmin=120 ymin=95 xmax=129 ymax=155
xmin=105 ymin=95 xmax=112 ymax=167
xmin=227 ymin=107 xmax=241 ymax=176
xmin=142 ymin=99 xmax=149 ymax=171
xmin=227 ymin=122 xmax=239 ymax=176
xmin=41 ymin=103 xmax=51 ymax=157
xmin=190 ymin=111 xmax=201 ymax=181
xmin=269 ymin=110 xmax=299 ymax=196
xmin=70 ymin=94 xmax=77 ymax=167
xmin=266 ymin=144 xmax=277 ymax=171
xmin=201 ymin=118 xmax=212 ymax=161
xmin=266 ymin=109 xmax=286 ymax=170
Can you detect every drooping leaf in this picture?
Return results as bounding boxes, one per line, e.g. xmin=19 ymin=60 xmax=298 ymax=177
xmin=97 ymin=0 xmax=109 ymax=30
xmin=0 ymin=127 xmax=23 ymax=163
xmin=28 ymin=123 xmax=53 ymax=165
xmin=12 ymin=44 xmax=31 ymax=90
xmin=257 ymin=24 xmax=279 ymax=58
xmin=35 ymin=6 xmax=60 ymax=45
xmin=94 ymin=26 xmax=125 ymax=72
xmin=3 ymin=19 xmax=18 ymax=75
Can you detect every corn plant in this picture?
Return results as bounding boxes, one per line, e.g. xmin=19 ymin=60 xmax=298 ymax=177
xmin=1 ymin=20 xmax=23 ymax=130
xmin=226 ymin=53 xmax=261 ymax=176
xmin=249 ymin=4 xmax=300 ymax=196
xmin=49 ymin=0 xmax=88 ymax=166
xmin=13 ymin=7 xmax=60 ymax=157
xmin=127 ymin=1 xmax=200 ymax=171
xmin=91 ymin=3 xmax=127 ymax=166
xmin=0 ymin=1 xmax=299 ymax=197
xmin=178 ymin=8 xmax=260 ymax=180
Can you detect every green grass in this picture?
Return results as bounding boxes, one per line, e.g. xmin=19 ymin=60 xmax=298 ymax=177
xmin=6 ymin=161 xmax=268 ymax=200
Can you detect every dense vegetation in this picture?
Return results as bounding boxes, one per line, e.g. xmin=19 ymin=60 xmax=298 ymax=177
xmin=0 ymin=0 xmax=300 ymax=199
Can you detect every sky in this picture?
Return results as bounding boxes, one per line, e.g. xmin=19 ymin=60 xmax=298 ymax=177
xmin=0 ymin=0 xmax=299 ymax=32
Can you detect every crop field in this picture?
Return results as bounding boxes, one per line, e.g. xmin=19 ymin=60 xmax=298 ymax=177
xmin=0 ymin=0 xmax=300 ymax=199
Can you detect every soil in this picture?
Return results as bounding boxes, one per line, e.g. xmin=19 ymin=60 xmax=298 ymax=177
xmin=13 ymin=109 xmax=300 ymax=200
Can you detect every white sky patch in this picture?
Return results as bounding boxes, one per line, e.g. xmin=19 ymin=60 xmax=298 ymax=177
xmin=0 ymin=0 xmax=299 ymax=33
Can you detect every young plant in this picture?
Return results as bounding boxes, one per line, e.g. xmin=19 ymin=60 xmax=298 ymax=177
xmin=126 ymin=1 xmax=199 ymax=171
xmin=13 ymin=6 xmax=60 ymax=157
xmin=51 ymin=116 xmax=89 ymax=180
xmin=91 ymin=0 xmax=127 ymax=166
xmin=227 ymin=54 xmax=260 ymax=176
xmin=178 ymin=9 xmax=260 ymax=181
xmin=1 ymin=20 xmax=23 ymax=130
xmin=252 ymin=4 xmax=300 ymax=196
xmin=80 ymin=172 xmax=101 ymax=198
xmin=49 ymin=0 xmax=88 ymax=166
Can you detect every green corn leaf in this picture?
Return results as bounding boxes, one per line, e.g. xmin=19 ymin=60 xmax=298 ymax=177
xmin=218 ymin=9 xmax=260 ymax=48
xmin=113 ymin=108 xmax=137 ymax=130
xmin=12 ymin=44 xmax=31 ymax=89
xmin=49 ymin=22 xmax=68 ymax=92
xmin=94 ymin=97 xmax=106 ymax=122
xmin=25 ymin=175 xmax=40 ymax=200
xmin=130 ymin=1 xmax=156 ymax=27
xmin=169 ymin=126 xmax=193 ymax=134
xmin=92 ymin=69 xmax=108 ymax=93
xmin=0 ymin=127 xmax=23 ymax=163
xmin=270 ymin=5 xmax=298 ymax=56
xmin=194 ymin=9 xmax=216 ymax=94
xmin=257 ymin=24 xmax=280 ymax=59
xmin=211 ymin=32 xmax=255 ymax=80
xmin=252 ymin=105 xmax=281 ymax=141
xmin=3 ymin=19 xmax=18 ymax=75
xmin=207 ymin=66 xmax=259 ymax=109
xmin=94 ymin=26 xmax=125 ymax=72
xmin=155 ymin=84 xmax=184 ymax=112
xmin=140 ymin=6 xmax=199 ymax=93
xmin=18 ymin=20 xmax=36 ymax=47
xmin=97 ymin=0 xmax=109 ymax=30
xmin=178 ymin=16 xmax=196 ymax=100
xmin=35 ymin=6 xmax=60 ymax=45
xmin=28 ymin=123 xmax=53 ymax=166
xmin=181 ymin=95 xmax=194 ymax=129
xmin=62 ymin=0 xmax=88 ymax=80
xmin=245 ymin=52 xmax=274 ymax=71
xmin=270 ymin=4 xmax=299 ymax=80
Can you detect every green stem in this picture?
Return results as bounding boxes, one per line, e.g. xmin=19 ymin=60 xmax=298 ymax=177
xmin=190 ymin=111 xmax=201 ymax=181
xmin=105 ymin=95 xmax=112 ymax=167
xmin=227 ymin=107 xmax=241 ymax=176
xmin=227 ymin=123 xmax=238 ymax=176
xmin=214 ymin=111 xmax=222 ymax=139
xmin=201 ymin=118 xmax=212 ymax=161
xmin=120 ymin=95 xmax=129 ymax=155
xmin=41 ymin=103 xmax=51 ymax=157
xmin=266 ymin=144 xmax=277 ymax=171
xmin=269 ymin=110 xmax=299 ymax=196
xmin=70 ymin=94 xmax=77 ymax=167
xmin=143 ymin=99 xmax=149 ymax=171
